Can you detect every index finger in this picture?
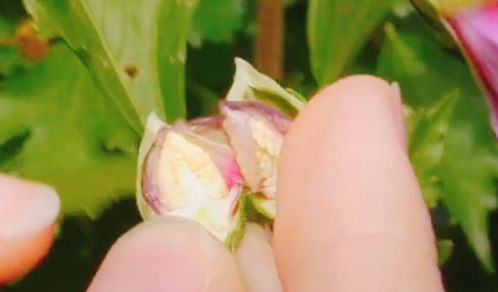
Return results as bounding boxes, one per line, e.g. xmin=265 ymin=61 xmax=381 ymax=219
xmin=0 ymin=174 xmax=59 ymax=285
xmin=273 ymin=76 xmax=444 ymax=291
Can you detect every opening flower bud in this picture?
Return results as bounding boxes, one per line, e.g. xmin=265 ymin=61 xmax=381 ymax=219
xmin=220 ymin=100 xmax=292 ymax=217
xmin=140 ymin=116 xmax=245 ymax=242
xmin=137 ymin=60 xmax=304 ymax=248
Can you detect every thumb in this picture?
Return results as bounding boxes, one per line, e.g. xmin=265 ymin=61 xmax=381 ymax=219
xmin=87 ymin=217 xmax=247 ymax=292
xmin=0 ymin=174 xmax=60 ymax=285
xmin=273 ymin=76 xmax=443 ymax=291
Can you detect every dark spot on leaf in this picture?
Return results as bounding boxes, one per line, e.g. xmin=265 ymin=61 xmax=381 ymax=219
xmin=124 ymin=65 xmax=138 ymax=79
xmin=100 ymin=141 xmax=127 ymax=157
xmin=48 ymin=37 xmax=64 ymax=46
xmin=76 ymin=48 xmax=91 ymax=67
xmin=0 ymin=130 xmax=31 ymax=165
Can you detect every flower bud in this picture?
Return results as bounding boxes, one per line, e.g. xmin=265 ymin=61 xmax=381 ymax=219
xmin=220 ymin=100 xmax=293 ymax=217
xmin=139 ymin=114 xmax=246 ymax=243
xmin=137 ymin=60 xmax=303 ymax=247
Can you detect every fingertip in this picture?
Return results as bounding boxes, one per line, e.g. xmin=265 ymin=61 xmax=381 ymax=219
xmin=87 ymin=217 xmax=246 ymax=292
xmin=0 ymin=174 xmax=60 ymax=239
xmin=274 ymin=75 xmax=441 ymax=290
xmin=0 ymin=223 xmax=56 ymax=285
xmin=0 ymin=174 xmax=60 ymax=285
xmin=235 ymin=224 xmax=282 ymax=292
xmin=315 ymin=75 xmax=392 ymax=100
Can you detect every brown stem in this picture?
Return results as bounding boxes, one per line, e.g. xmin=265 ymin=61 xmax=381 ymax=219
xmin=255 ymin=0 xmax=283 ymax=81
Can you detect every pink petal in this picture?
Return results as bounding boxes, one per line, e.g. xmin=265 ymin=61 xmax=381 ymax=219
xmin=219 ymin=100 xmax=293 ymax=193
xmin=142 ymin=127 xmax=172 ymax=214
xmin=175 ymin=119 xmax=245 ymax=198
xmin=220 ymin=102 xmax=261 ymax=192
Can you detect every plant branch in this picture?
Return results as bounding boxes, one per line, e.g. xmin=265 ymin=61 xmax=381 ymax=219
xmin=255 ymin=0 xmax=283 ymax=81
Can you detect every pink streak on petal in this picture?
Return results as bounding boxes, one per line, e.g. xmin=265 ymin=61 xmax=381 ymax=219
xmin=224 ymin=158 xmax=244 ymax=189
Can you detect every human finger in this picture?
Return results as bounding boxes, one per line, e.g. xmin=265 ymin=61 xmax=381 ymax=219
xmin=273 ymin=75 xmax=444 ymax=291
xmin=0 ymin=174 xmax=60 ymax=285
xmin=87 ymin=217 xmax=247 ymax=292
xmin=235 ymin=223 xmax=282 ymax=292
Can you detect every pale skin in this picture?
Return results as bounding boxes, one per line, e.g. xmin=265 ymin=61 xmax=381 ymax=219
xmin=0 ymin=75 xmax=445 ymax=291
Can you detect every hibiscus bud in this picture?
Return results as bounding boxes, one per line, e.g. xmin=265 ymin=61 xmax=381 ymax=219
xmin=220 ymin=100 xmax=293 ymax=217
xmin=139 ymin=114 xmax=246 ymax=244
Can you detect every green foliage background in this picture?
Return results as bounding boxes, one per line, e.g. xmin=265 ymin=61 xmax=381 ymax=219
xmin=1 ymin=0 xmax=498 ymax=290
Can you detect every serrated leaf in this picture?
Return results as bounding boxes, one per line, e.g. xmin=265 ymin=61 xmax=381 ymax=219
xmin=408 ymin=90 xmax=459 ymax=207
xmin=23 ymin=0 xmax=199 ymax=132
xmin=376 ymin=21 xmax=498 ymax=272
xmin=307 ymin=0 xmax=396 ymax=85
xmin=442 ymin=125 xmax=497 ymax=272
xmin=226 ymin=58 xmax=306 ymax=117
xmin=0 ymin=44 xmax=139 ymax=217
xmin=377 ymin=22 xmax=480 ymax=107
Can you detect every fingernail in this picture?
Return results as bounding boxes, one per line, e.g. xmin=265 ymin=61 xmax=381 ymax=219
xmin=0 ymin=175 xmax=60 ymax=239
xmin=390 ymin=82 xmax=407 ymax=149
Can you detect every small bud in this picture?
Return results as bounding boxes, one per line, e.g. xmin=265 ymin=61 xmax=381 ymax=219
xmin=140 ymin=115 xmax=245 ymax=243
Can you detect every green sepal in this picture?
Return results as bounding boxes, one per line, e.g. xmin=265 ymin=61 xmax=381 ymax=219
xmin=225 ymin=194 xmax=252 ymax=252
xmin=226 ymin=58 xmax=306 ymax=117
xmin=249 ymin=195 xmax=276 ymax=220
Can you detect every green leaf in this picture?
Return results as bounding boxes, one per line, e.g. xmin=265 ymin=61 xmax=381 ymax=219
xmin=190 ymin=0 xmax=244 ymax=45
xmin=437 ymin=239 xmax=454 ymax=266
xmin=156 ymin=0 xmax=200 ymax=122
xmin=0 ymin=44 xmax=139 ymax=216
xmin=307 ymin=0 xmax=395 ymax=85
xmin=376 ymin=22 xmax=479 ymax=107
xmin=407 ymin=0 xmax=458 ymax=51
xmin=23 ymin=0 xmax=199 ymax=132
xmin=442 ymin=125 xmax=498 ymax=273
xmin=408 ymin=90 xmax=459 ymax=207
xmin=226 ymin=58 xmax=306 ymax=117
xmin=376 ymin=21 xmax=498 ymax=272
xmin=0 ymin=8 xmax=28 ymax=78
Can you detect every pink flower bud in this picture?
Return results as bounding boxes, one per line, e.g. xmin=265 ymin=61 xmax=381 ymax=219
xmin=137 ymin=59 xmax=303 ymax=245
xmin=140 ymin=115 xmax=245 ymax=242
